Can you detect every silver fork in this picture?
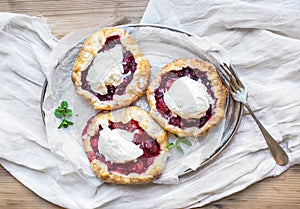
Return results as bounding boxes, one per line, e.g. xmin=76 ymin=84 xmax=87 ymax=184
xmin=218 ymin=63 xmax=289 ymax=166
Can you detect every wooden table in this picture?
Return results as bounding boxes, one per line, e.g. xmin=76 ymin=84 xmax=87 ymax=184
xmin=1 ymin=1 xmax=299 ymax=208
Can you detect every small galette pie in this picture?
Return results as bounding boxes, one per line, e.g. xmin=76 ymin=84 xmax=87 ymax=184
xmin=72 ymin=28 xmax=151 ymax=110
xmin=147 ymin=58 xmax=226 ymax=137
xmin=82 ymin=106 xmax=169 ymax=184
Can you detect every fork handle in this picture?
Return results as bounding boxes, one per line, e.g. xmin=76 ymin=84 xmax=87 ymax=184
xmin=244 ymin=103 xmax=289 ymax=166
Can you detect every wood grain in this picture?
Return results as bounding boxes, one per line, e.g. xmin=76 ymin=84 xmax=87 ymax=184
xmin=1 ymin=0 xmax=148 ymax=38
xmin=1 ymin=0 xmax=300 ymax=208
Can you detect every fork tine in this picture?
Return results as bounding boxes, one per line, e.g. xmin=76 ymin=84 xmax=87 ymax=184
xmin=220 ymin=63 xmax=245 ymax=92
xmin=219 ymin=64 xmax=239 ymax=93
xmin=223 ymin=63 xmax=245 ymax=89
xmin=215 ymin=66 xmax=231 ymax=89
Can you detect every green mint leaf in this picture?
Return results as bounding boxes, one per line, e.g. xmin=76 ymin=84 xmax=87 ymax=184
xmin=58 ymin=119 xmax=71 ymax=129
xmin=58 ymin=121 xmax=64 ymax=129
xmin=57 ymin=107 xmax=64 ymax=112
xmin=61 ymin=101 xmax=68 ymax=109
xmin=64 ymin=109 xmax=72 ymax=116
xmin=181 ymin=138 xmax=192 ymax=146
xmin=167 ymin=143 xmax=174 ymax=149
xmin=62 ymin=119 xmax=69 ymax=128
xmin=175 ymin=137 xmax=182 ymax=146
xmin=55 ymin=100 xmax=73 ymax=129
xmin=66 ymin=120 xmax=74 ymax=125
xmin=54 ymin=109 xmax=63 ymax=118
xmin=176 ymin=145 xmax=184 ymax=154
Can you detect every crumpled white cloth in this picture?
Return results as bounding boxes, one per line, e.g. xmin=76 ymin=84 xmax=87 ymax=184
xmin=0 ymin=0 xmax=300 ymax=208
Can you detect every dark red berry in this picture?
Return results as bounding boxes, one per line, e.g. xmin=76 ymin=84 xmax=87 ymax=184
xmin=169 ymin=116 xmax=182 ymax=127
xmin=130 ymin=160 xmax=145 ymax=173
xmin=108 ymin=121 xmax=115 ymax=130
xmin=156 ymin=98 xmax=169 ymax=113
xmin=154 ymin=89 xmax=164 ymax=98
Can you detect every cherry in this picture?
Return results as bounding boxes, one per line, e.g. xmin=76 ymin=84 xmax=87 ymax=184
xmin=154 ymin=89 xmax=164 ymax=98
xmin=183 ymin=67 xmax=191 ymax=76
xmin=169 ymin=116 xmax=182 ymax=127
xmin=127 ymin=119 xmax=141 ymax=131
xmin=199 ymin=105 xmax=212 ymax=128
xmin=130 ymin=160 xmax=145 ymax=173
xmin=140 ymin=140 xmax=160 ymax=158
xmin=110 ymin=121 xmax=126 ymax=130
xmin=155 ymin=97 xmax=170 ymax=114
xmin=103 ymin=35 xmax=121 ymax=49
xmin=108 ymin=121 xmax=116 ymax=129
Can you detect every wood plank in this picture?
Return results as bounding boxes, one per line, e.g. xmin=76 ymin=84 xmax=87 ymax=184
xmin=0 ymin=164 xmax=61 ymax=208
xmin=1 ymin=0 xmax=149 ymax=38
xmin=1 ymin=0 xmax=299 ymax=208
xmin=203 ymin=165 xmax=300 ymax=209
xmin=0 ymin=164 xmax=299 ymax=209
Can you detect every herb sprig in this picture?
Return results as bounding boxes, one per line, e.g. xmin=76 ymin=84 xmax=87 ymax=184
xmin=54 ymin=101 xmax=74 ymax=129
xmin=167 ymin=135 xmax=192 ymax=154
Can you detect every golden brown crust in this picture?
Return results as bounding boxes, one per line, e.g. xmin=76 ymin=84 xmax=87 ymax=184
xmin=147 ymin=58 xmax=226 ymax=137
xmin=82 ymin=106 xmax=169 ymax=184
xmin=72 ymin=28 xmax=151 ymax=110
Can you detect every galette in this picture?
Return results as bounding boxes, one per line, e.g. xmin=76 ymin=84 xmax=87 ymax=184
xmin=82 ymin=106 xmax=169 ymax=184
xmin=147 ymin=58 xmax=226 ymax=137
xmin=72 ymin=27 xmax=151 ymax=110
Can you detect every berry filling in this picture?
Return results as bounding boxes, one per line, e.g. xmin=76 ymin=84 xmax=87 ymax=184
xmin=85 ymin=119 xmax=161 ymax=175
xmin=154 ymin=67 xmax=215 ymax=128
xmin=80 ymin=35 xmax=137 ymax=101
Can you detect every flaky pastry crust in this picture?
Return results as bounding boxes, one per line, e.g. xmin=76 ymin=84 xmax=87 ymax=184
xmin=147 ymin=58 xmax=226 ymax=137
xmin=72 ymin=28 xmax=150 ymax=110
xmin=82 ymin=106 xmax=169 ymax=184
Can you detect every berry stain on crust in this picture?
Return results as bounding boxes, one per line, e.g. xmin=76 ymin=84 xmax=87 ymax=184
xmin=154 ymin=67 xmax=214 ymax=129
xmin=80 ymin=35 xmax=137 ymax=101
xmin=86 ymin=119 xmax=161 ymax=175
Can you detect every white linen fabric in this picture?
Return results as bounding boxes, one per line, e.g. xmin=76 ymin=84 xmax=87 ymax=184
xmin=0 ymin=0 xmax=300 ymax=208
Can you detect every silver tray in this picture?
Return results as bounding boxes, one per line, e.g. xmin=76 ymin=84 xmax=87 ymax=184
xmin=40 ymin=24 xmax=243 ymax=176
